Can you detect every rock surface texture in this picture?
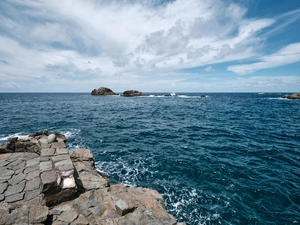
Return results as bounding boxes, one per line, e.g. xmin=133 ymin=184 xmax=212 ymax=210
xmin=91 ymin=87 xmax=117 ymax=96
xmin=122 ymin=90 xmax=148 ymax=97
xmin=282 ymin=92 xmax=300 ymax=99
xmin=0 ymin=132 xmax=185 ymax=225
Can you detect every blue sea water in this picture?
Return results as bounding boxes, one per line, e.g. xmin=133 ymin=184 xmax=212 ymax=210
xmin=0 ymin=92 xmax=299 ymax=225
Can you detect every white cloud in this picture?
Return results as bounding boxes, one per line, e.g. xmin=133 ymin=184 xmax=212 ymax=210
xmin=204 ymin=66 xmax=213 ymax=72
xmin=228 ymin=42 xmax=300 ymax=74
xmin=0 ymin=0 xmax=299 ymax=91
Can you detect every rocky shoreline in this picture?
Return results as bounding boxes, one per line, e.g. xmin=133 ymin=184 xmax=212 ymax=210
xmin=0 ymin=132 xmax=185 ymax=225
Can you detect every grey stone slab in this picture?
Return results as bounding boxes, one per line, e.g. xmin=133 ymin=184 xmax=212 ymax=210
xmin=25 ymin=170 xmax=40 ymax=180
xmin=5 ymin=180 xmax=26 ymax=196
xmin=8 ymin=172 xmax=26 ymax=185
xmin=22 ymin=153 xmax=39 ymax=160
xmin=15 ymin=167 xmax=24 ymax=175
xmin=0 ymin=194 xmax=4 ymax=201
xmin=24 ymin=189 xmax=40 ymax=201
xmin=26 ymin=157 xmax=40 ymax=167
xmin=0 ymin=182 xmax=8 ymax=194
xmin=8 ymin=152 xmax=24 ymax=159
xmin=56 ymin=148 xmax=68 ymax=155
xmin=52 ymin=154 xmax=70 ymax=163
xmin=40 ymin=161 xmax=53 ymax=172
xmin=41 ymin=170 xmax=57 ymax=185
xmin=0 ymin=175 xmax=12 ymax=181
xmin=41 ymin=143 xmax=51 ymax=149
xmin=0 ymin=160 xmax=10 ymax=167
xmin=51 ymin=142 xmax=66 ymax=149
xmin=25 ymin=177 xmax=41 ymax=191
xmin=58 ymin=210 xmax=78 ymax=223
xmin=12 ymin=160 xmax=26 ymax=171
xmin=5 ymin=192 xmax=24 ymax=203
xmin=24 ymin=165 xmax=39 ymax=174
xmin=2 ymin=169 xmax=14 ymax=177
xmin=7 ymin=159 xmax=24 ymax=170
xmin=41 ymin=148 xmax=55 ymax=157
xmin=40 ymin=156 xmax=50 ymax=162
xmin=54 ymin=159 xmax=73 ymax=171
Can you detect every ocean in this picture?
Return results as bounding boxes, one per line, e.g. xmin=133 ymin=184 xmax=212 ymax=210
xmin=0 ymin=92 xmax=299 ymax=225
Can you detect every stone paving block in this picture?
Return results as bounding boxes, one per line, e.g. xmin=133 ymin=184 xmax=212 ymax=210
xmin=25 ymin=170 xmax=40 ymax=180
xmin=0 ymin=194 xmax=4 ymax=201
xmin=24 ymin=189 xmax=40 ymax=201
xmin=5 ymin=192 xmax=24 ymax=203
xmin=52 ymin=154 xmax=71 ymax=163
xmin=56 ymin=148 xmax=68 ymax=155
xmin=40 ymin=161 xmax=53 ymax=172
xmin=11 ymin=160 xmax=26 ymax=171
xmin=7 ymin=152 xmax=24 ymax=159
xmin=0 ymin=160 xmax=10 ymax=168
xmin=26 ymin=157 xmax=40 ymax=167
xmin=0 ymin=153 xmax=11 ymax=160
xmin=2 ymin=168 xmax=14 ymax=177
xmin=58 ymin=210 xmax=78 ymax=223
xmin=41 ymin=143 xmax=51 ymax=148
xmin=41 ymin=148 xmax=55 ymax=157
xmin=40 ymin=156 xmax=50 ymax=162
xmin=24 ymin=165 xmax=39 ymax=174
xmin=8 ymin=172 xmax=26 ymax=185
xmin=15 ymin=167 xmax=24 ymax=175
xmin=5 ymin=180 xmax=26 ymax=196
xmin=51 ymin=142 xmax=66 ymax=149
xmin=0 ymin=182 xmax=8 ymax=194
xmin=41 ymin=170 xmax=57 ymax=190
xmin=25 ymin=177 xmax=41 ymax=191
xmin=7 ymin=159 xmax=24 ymax=170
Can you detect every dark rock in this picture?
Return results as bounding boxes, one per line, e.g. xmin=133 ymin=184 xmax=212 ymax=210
xmin=91 ymin=87 xmax=116 ymax=96
xmin=8 ymin=137 xmax=18 ymax=143
xmin=282 ymin=92 xmax=300 ymax=99
xmin=122 ymin=90 xmax=149 ymax=97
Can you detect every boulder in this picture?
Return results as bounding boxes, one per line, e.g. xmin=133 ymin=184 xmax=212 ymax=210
xmin=91 ymin=87 xmax=116 ymax=96
xmin=122 ymin=90 xmax=148 ymax=97
xmin=47 ymin=134 xmax=57 ymax=143
xmin=282 ymin=92 xmax=300 ymax=99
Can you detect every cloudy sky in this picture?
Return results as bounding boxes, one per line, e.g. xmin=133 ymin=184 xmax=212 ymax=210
xmin=0 ymin=0 xmax=299 ymax=92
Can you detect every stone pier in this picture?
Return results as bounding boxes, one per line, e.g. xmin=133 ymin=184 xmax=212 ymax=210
xmin=0 ymin=132 xmax=185 ymax=225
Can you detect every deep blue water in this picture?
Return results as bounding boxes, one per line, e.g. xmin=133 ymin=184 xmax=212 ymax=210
xmin=0 ymin=93 xmax=299 ymax=225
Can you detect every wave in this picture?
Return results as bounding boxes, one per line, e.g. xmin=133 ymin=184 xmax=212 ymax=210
xmin=0 ymin=132 xmax=30 ymax=142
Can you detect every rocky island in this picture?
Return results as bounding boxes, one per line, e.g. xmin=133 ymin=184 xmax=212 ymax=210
xmin=122 ymin=90 xmax=149 ymax=97
xmin=91 ymin=87 xmax=117 ymax=96
xmin=282 ymin=92 xmax=300 ymax=99
xmin=0 ymin=132 xmax=185 ymax=225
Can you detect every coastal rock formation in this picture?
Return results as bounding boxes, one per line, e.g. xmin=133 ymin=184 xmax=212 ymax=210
xmin=0 ymin=132 xmax=185 ymax=225
xmin=91 ymin=87 xmax=116 ymax=96
xmin=282 ymin=92 xmax=300 ymax=99
xmin=122 ymin=90 xmax=148 ymax=97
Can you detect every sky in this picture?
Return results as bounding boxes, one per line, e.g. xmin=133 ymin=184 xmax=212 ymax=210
xmin=0 ymin=0 xmax=299 ymax=92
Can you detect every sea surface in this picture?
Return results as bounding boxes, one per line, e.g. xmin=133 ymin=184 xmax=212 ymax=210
xmin=0 ymin=92 xmax=299 ymax=225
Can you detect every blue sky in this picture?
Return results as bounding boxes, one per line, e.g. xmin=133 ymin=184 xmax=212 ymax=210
xmin=0 ymin=0 xmax=299 ymax=92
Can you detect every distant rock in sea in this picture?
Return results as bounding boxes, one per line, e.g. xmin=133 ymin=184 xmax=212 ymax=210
xmin=122 ymin=90 xmax=149 ymax=97
xmin=91 ymin=87 xmax=116 ymax=95
xmin=282 ymin=92 xmax=300 ymax=99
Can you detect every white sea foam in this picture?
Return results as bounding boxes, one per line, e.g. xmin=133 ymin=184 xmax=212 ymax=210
xmin=0 ymin=132 xmax=28 ymax=142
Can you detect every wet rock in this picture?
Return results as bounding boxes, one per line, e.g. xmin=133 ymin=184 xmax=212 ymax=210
xmin=282 ymin=92 xmax=300 ymax=99
xmin=91 ymin=87 xmax=117 ymax=96
xmin=122 ymin=90 xmax=148 ymax=97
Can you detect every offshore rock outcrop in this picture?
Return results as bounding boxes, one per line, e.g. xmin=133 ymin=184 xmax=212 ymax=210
xmin=0 ymin=132 xmax=185 ymax=225
xmin=282 ymin=92 xmax=300 ymax=99
xmin=122 ymin=90 xmax=149 ymax=97
xmin=91 ymin=87 xmax=117 ymax=96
